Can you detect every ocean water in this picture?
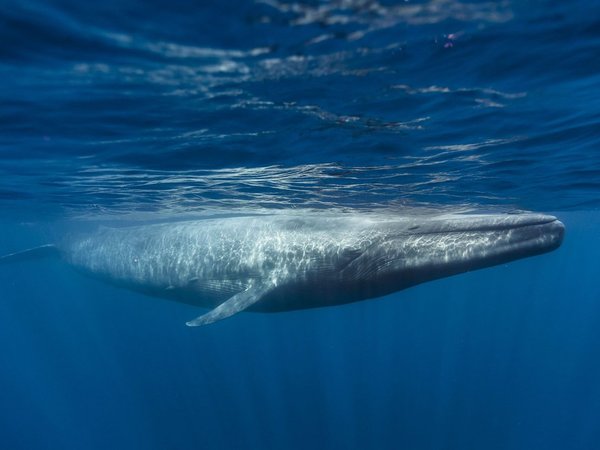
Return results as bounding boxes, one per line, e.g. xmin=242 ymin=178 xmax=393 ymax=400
xmin=0 ymin=1 xmax=599 ymax=449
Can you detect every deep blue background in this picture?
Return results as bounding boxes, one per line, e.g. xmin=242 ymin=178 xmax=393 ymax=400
xmin=1 ymin=213 xmax=599 ymax=450
xmin=1 ymin=0 xmax=599 ymax=449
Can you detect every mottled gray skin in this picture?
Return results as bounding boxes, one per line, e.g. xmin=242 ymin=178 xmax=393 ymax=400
xmin=62 ymin=212 xmax=564 ymax=315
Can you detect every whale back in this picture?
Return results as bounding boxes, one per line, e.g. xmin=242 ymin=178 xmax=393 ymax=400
xmin=63 ymin=216 xmax=382 ymax=308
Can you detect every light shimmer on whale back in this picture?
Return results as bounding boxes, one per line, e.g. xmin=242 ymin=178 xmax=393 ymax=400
xmin=65 ymin=215 xmax=381 ymax=306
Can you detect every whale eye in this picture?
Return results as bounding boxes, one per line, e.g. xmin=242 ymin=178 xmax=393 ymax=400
xmin=408 ymin=225 xmax=420 ymax=230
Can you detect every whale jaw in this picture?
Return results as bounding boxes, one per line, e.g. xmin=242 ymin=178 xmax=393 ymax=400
xmin=360 ymin=214 xmax=565 ymax=297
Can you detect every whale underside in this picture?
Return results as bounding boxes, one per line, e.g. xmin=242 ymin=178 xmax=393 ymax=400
xmin=0 ymin=212 xmax=564 ymax=326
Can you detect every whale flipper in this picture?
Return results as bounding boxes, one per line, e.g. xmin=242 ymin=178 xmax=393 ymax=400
xmin=186 ymin=282 xmax=273 ymax=327
xmin=0 ymin=244 xmax=59 ymax=265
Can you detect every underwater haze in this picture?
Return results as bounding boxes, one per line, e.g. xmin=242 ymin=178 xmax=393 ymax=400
xmin=0 ymin=1 xmax=599 ymax=449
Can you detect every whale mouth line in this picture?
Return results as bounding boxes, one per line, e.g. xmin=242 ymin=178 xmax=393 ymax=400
xmin=404 ymin=216 xmax=562 ymax=237
xmin=502 ymin=216 xmax=558 ymax=227
xmin=484 ymin=216 xmax=560 ymax=232
xmin=440 ymin=215 xmax=561 ymax=234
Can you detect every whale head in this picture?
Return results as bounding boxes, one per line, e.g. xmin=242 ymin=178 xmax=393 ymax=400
xmin=349 ymin=213 xmax=564 ymax=296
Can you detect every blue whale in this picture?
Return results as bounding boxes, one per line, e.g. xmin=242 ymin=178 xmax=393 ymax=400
xmin=0 ymin=212 xmax=564 ymax=326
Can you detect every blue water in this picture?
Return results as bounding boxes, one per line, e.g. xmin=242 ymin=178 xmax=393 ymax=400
xmin=1 ymin=0 xmax=599 ymax=449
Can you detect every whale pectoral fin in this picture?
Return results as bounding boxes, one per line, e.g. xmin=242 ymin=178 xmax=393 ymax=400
xmin=185 ymin=283 xmax=273 ymax=327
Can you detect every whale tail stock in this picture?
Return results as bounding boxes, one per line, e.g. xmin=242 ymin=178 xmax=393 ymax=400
xmin=0 ymin=243 xmax=269 ymax=327
xmin=0 ymin=242 xmax=266 ymax=327
xmin=0 ymin=244 xmax=59 ymax=265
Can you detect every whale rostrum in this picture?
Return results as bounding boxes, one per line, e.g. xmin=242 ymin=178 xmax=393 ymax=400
xmin=0 ymin=212 xmax=565 ymax=326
